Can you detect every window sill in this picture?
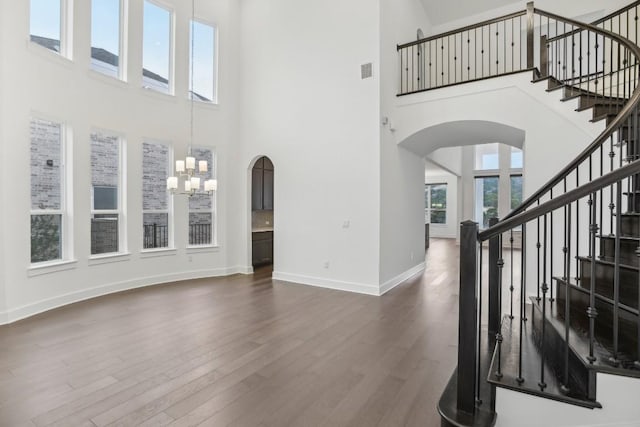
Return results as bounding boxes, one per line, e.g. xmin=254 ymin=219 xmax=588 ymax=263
xmin=88 ymin=252 xmax=131 ymax=266
xmin=141 ymin=86 xmax=177 ymax=102
xmin=27 ymin=40 xmax=73 ymax=67
xmin=140 ymin=248 xmax=177 ymax=258
xmin=88 ymin=69 xmax=128 ymax=88
xmin=186 ymin=245 xmax=220 ymax=254
xmin=28 ymin=259 xmax=78 ymax=277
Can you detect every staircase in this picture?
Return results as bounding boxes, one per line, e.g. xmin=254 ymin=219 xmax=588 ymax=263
xmin=398 ymin=1 xmax=640 ymax=426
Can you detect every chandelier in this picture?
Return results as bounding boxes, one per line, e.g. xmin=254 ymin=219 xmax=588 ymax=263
xmin=166 ymin=0 xmax=216 ymax=197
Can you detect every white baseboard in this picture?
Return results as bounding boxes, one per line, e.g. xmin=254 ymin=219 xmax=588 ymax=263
xmin=272 ymin=271 xmax=380 ymax=296
xmin=0 ymin=266 xmax=246 ymax=325
xmin=273 ymin=262 xmax=426 ymax=297
xmin=379 ymin=262 xmax=426 ymax=295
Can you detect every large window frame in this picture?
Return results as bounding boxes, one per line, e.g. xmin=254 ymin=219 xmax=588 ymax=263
xmin=188 ymin=147 xmax=216 ymax=247
xmin=29 ymin=0 xmax=73 ymax=58
xmin=142 ymin=140 xmax=174 ymax=251
xmin=90 ymin=130 xmax=127 ymax=257
xmin=90 ymin=0 xmax=128 ymax=81
xmin=424 ymin=183 xmax=447 ymax=225
xmin=142 ymin=0 xmax=175 ymax=95
xmin=189 ymin=18 xmax=218 ymax=104
xmin=30 ymin=116 xmax=72 ymax=266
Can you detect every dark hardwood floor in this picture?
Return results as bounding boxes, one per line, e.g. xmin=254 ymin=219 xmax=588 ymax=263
xmin=0 ymin=239 xmax=461 ymax=427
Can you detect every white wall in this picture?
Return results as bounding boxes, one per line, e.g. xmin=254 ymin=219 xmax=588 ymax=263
xmin=427 ymin=146 xmax=463 ymax=176
xmin=238 ymin=0 xmax=384 ymax=295
xmin=0 ymin=0 xmax=6 ymax=318
xmin=429 ymin=0 xmax=633 ymax=35
xmin=0 ymin=0 xmax=242 ymax=323
xmin=495 ymin=373 xmax=640 ymax=426
xmin=379 ymin=0 xmax=432 ymax=287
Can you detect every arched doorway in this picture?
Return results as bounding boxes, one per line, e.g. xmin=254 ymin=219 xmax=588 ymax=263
xmin=250 ymin=156 xmax=274 ymax=271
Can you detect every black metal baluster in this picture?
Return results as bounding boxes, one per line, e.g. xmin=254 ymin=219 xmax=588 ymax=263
xmin=550 ymin=188 xmax=555 ymax=302
xmin=576 ymin=167 xmax=581 ymax=282
xmin=587 ymin=192 xmax=598 ymax=364
xmin=510 ymin=229 xmax=514 ymax=319
xmin=610 ymin=180 xmax=622 ymax=367
xmin=539 ymin=213 xmax=549 ymax=391
xmin=517 ymin=223 xmax=527 ymax=384
xmin=477 ymin=244 xmax=483 ymax=402
xmin=610 ymin=135 xmax=616 ymax=236
xmin=561 ymin=201 xmax=572 ymax=395
xmin=496 ymin=233 xmax=505 ymax=379
xmin=537 ymin=202 xmax=542 ymax=301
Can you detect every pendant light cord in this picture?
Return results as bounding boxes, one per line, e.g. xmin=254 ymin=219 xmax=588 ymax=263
xmin=189 ymin=0 xmax=195 ymax=156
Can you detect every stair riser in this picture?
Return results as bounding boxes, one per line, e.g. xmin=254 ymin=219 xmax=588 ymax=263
xmin=620 ymin=215 xmax=640 ymax=237
xmin=578 ymin=259 xmax=639 ymax=310
xmin=556 ymin=281 xmax=639 ymax=362
xmin=592 ymin=104 xmax=623 ymax=120
xmin=599 ymin=237 xmax=640 ymax=266
xmin=530 ymin=301 xmax=594 ymax=399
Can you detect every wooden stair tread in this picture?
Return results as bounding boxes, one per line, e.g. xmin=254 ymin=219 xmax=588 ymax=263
xmin=533 ymin=294 xmax=640 ymax=376
xmin=578 ymin=255 xmax=640 ymax=271
xmin=487 ymin=313 xmax=601 ymax=408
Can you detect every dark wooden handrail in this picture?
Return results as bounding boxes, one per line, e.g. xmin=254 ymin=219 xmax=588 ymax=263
xmin=396 ymin=9 xmax=527 ymax=50
xmin=479 ymin=159 xmax=640 ymax=241
xmin=546 ymin=1 xmax=640 ymax=43
xmin=497 ymin=8 xmax=640 ymax=223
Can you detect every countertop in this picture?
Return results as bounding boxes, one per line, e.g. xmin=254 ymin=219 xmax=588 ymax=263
xmin=252 ymin=227 xmax=274 ymax=233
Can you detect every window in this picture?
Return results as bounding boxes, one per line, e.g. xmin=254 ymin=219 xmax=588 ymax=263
xmin=475 ymin=176 xmax=499 ymax=229
xmin=91 ymin=0 xmax=123 ymax=78
xmin=425 ymin=184 xmax=447 ymax=224
xmin=190 ymin=20 xmax=217 ymax=102
xmin=30 ymin=118 xmax=67 ymax=264
xmin=188 ymin=147 xmax=215 ymax=246
xmin=30 ymin=0 xmax=65 ymax=54
xmin=511 ymin=147 xmax=523 ymax=169
xmin=475 ymin=143 xmax=499 ymax=170
xmin=90 ymin=131 xmax=124 ymax=255
xmin=143 ymin=1 xmax=172 ymax=93
xmin=142 ymin=142 xmax=171 ymax=249
xmin=511 ymin=175 xmax=523 ymax=210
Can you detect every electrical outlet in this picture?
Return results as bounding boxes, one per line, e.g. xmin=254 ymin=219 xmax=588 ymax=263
xmin=323 ymin=261 xmax=330 ymax=269
xmin=188 ymin=256 xmax=193 ymax=262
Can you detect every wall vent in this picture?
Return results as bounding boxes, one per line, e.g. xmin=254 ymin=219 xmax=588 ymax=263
xmin=361 ymin=63 xmax=373 ymax=79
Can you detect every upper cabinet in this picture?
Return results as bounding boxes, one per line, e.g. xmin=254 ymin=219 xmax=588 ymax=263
xmin=252 ymin=157 xmax=274 ymax=211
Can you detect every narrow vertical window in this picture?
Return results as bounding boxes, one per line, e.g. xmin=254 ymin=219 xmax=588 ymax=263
xmin=474 ymin=176 xmax=499 ymax=229
xmin=91 ymin=0 xmax=123 ymax=79
xmin=90 ymin=132 xmax=124 ymax=255
xmin=188 ymin=148 xmax=215 ymax=246
xmin=510 ymin=146 xmax=523 ymax=169
xmin=143 ymin=1 xmax=172 ymax=93
xmin=30 ymin=0 xmax=62 ymax=53
xmin=475 ymin=143 xmax=500 ymax=170
xmin=142 ymin=142 xmax=171 ymax=249
xmin=30 ymin=118 xmax=66 ymax=264
xmin=511 ymin=175 xmax=523 ymax=210
xmin=190 ymin=20 xmax=216 ymax=102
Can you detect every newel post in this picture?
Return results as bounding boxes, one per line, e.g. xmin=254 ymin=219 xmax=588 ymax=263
xmin=457 ymin=220 xmax=479 ymax=414
xmin=527 ymin=2 xmax=535 ymax=69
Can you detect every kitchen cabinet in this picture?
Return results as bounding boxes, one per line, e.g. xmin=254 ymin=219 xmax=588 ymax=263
xmin=252 ymin=231 xmax=273 ymax=266
xmin=252 ymin=157 xmax=274 ymax=211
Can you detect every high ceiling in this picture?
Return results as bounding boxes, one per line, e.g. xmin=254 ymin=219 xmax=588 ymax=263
xmin=420 ymin=0 xmax=521 ymax=26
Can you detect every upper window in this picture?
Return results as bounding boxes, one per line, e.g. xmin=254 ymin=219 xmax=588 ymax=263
xmin=30 ymin=0 xmax=64 ymax=54
xmin=91 ymin=0 xmax=123 ymax=79
xmin=190 ymin=20 xmax=217 ymax=103
xmin=511 ymin=147 xmax=523 ymax=169
xmin=425 ymin=184 xmax=447 ymax=224
xmin=143 ymin=1 xmax=172 ymax=94
xmin=90 ymin=131 xmax=124 ymax=255
xmin=30 ymin=118 xmax=68 ymax=264
xmin=188 ymin=147 xmax=215 ymax=246
xmin=475 ymin=143 xmax=499 ymax=170
xmin=143 ymin=141 xmax=172 ymax=250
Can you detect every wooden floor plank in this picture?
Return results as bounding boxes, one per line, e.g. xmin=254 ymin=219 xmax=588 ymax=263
xmin=0 ymin=239 xmax=461 ymax=427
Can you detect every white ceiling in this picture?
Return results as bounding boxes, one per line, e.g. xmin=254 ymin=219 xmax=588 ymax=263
xmin=420 ymin=0 xmax=522 ymax=26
